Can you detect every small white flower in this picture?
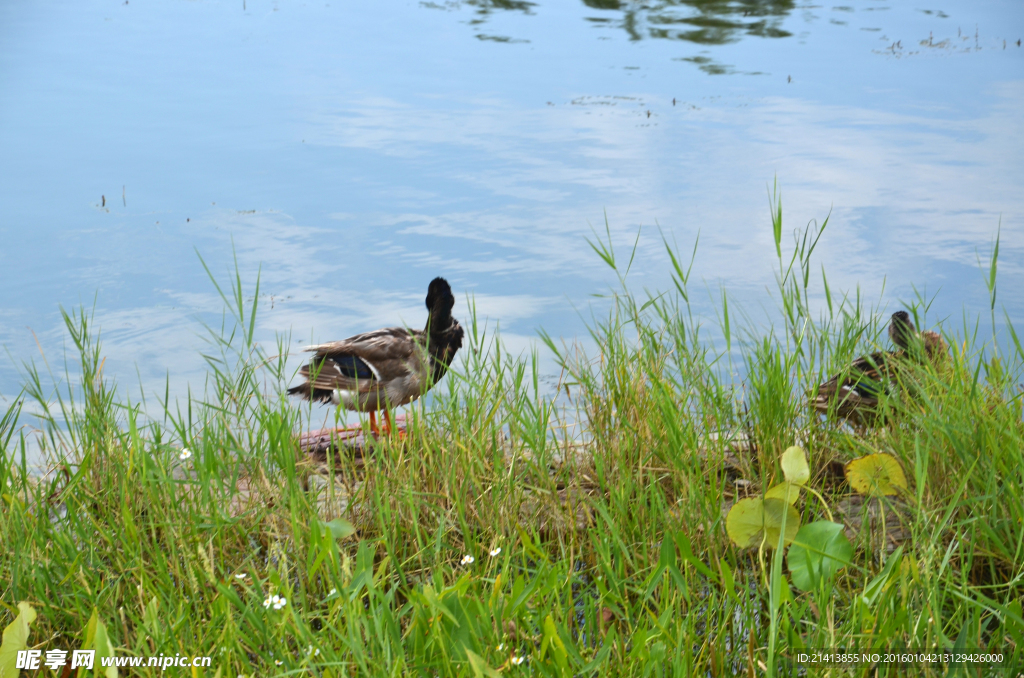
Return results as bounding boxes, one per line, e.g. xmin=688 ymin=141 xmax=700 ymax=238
xmin=511 ymin=655 xmax=525 ymax=666
xmin=489 ymin=547 xmax=502 ymax=557
xmin=264 ymin=593 xmax=286 ymax=609
xmin=328 ymin=588 xmax=337 ymax=596
xmin=497 ymin=643 xmax=505 ymax=651
xmin=275 ymin=660 xmax=283 ymax=666
xmin=460 ymin=554 xmax=475 ymax=565
xmin=179 ymin=447 xmax=192 ymax=460
xmin=235 ymin=573 xmax=247 ymax=579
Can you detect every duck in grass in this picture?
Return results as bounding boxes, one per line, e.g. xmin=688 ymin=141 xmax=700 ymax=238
xmin=288 ymin=277 xmax=464 ymax=436
xmin=813 ymin=310 xmax=947 ymax=423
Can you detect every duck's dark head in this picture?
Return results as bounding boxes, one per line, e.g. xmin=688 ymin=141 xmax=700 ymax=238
xmin=424 ymin=277 xmax=464 ymax=375
xmin=889 ymin=310 xmax=916 ymax=349
xmin=425 ymin=277 xmax=457 ymax=326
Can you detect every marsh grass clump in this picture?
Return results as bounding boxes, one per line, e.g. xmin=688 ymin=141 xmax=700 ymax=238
xmin=2 ymin=194 xmax=1022 ymax=677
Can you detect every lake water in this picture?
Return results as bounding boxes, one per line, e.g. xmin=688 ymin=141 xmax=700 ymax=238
xmin=1 ymin=0 xmax=1022 ymax=426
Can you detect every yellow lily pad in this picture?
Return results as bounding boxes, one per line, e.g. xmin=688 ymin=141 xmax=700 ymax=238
xmin=763 ymin=498 xmax=801 ymax=546
xmin=0 ymin=602 xmax=37 ymax=678
xmin=845 ymin=453 xmax=907 ymax=496
xmin=726 ymin=497 xmax=801 ymax=549
xmin=726 ymin=498 xmax=764 ymax=548
xmin=765 ymin=481 xmax=801 ymax=505
xmin=781 ymin=445 xmax=810 ymax=485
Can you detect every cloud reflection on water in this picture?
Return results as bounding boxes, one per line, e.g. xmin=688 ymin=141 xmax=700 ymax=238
xmin=303 ymin=82 xmax=1023 ymax=306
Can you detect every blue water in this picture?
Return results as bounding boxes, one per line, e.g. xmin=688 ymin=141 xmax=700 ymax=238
xmin=1 ymin=0 xmax=1022 ymax=422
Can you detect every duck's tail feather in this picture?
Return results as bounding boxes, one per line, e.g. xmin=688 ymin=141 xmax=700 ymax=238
xmin=287 ymin=382 xmax=335 ymax=404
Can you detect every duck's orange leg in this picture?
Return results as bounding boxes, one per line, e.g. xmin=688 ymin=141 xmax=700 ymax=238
xmin=382 ymin=409 xmax=406 ymax=439
xmin=368 ymin=410 xmax=380 ymax=436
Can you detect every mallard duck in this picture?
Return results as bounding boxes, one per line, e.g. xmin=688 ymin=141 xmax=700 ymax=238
xmin=813 ymin=310 xmax=947 ymax=423
xmin=887 ymin=310 xmax=948 ymax=360
xmin=288 ymin=277 xmax=464 ymax=435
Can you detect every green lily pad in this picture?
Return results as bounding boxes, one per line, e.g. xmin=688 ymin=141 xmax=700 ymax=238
xmin=845 ymin=453 xmax=907 ymax=496
xmin=788 ymin=521 xmax=853 ymax=592
xmin=781 ymin=445 xmax=810 ymax=485
xmin=726 ymin=497 xmax=801 ymax=549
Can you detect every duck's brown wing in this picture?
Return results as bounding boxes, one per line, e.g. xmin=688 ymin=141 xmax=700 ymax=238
xmin=289 ymin=327 xmax=427 ymax=403
xmin=812 ymin=351 xmax=894 ymax=420
xmin=921 ymin=331 xmax=949 ymax=360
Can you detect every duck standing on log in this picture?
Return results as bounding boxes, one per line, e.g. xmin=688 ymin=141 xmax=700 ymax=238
xmin=813 ymin=310 xmax=947 ymax=423
xmin=288 ymin=277 xmax=464 ymax=435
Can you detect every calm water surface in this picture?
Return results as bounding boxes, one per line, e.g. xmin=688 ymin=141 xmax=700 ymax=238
xmin=1 ymin=0 xmax=1022 ymax=422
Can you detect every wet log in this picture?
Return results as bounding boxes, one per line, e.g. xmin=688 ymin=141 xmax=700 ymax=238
xmin=296 ymin=415 xmax=408 ymax=462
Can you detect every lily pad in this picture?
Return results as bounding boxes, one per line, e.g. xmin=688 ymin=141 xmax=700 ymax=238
xmin=322 ymin=518 xmax=356 ymax=540
xmin=765 ymin=481 xmax=801 ymax=505
xmin=788 ymin=521 xmax=853 ymax=592
xmin=763 ymin=498 xmax=801 ymax=547
xmin=83 ymin=609 xmax=117 ymax=678
xmin=0 ymin=602 xmax=37 ymax=678
xmin=781 ymin=445 xmax=810 ymax=485
xmin=726 ymin=497 xmax=800 ymax=549
xmin=845 ymin=453 xmax=907 ymax=496
xmin=726 ymin=498 xmax=764 ymax=548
